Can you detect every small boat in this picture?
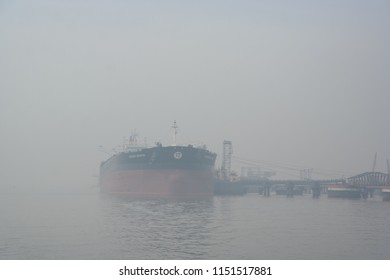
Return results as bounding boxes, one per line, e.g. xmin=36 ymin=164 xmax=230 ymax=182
xmin=381 ymin=186 xmax=390 ymax=201
xmin=327 ymin=184 xmax=361 ymax=198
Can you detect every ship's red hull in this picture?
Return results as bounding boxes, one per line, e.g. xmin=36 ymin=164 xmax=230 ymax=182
xmin=100 ymin=169 xmax=214 ymax=198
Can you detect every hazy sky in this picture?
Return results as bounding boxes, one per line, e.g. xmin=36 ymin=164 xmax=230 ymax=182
xmin=1 ymin=0 xmax=389 ymax=188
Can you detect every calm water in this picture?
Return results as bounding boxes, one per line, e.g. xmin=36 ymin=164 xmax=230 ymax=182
xmin=1 ymin=190 xmax=390 ymax=259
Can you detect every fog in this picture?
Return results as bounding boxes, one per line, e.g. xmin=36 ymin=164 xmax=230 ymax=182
xmin=1 ymin=0 xmax=390 ymax=190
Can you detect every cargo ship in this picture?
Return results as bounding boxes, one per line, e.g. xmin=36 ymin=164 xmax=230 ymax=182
xmin=327 ymin=184 xmax=362 ymax=198
xmin=99 ymin=122 xmax=217 ymax=198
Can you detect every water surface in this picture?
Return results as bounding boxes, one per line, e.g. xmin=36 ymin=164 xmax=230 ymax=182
xmin=1 ymin=191 xmax=390 ymax=259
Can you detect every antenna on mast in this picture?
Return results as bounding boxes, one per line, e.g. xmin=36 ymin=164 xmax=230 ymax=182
xmin=172 ymin=121 xmax=178 ymax=146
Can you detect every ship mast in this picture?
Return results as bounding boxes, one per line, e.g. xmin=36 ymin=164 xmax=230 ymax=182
xmin=172 ymin=120 xmax=178 ymax=146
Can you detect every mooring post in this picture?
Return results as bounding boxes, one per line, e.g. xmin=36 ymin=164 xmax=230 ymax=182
xmin=287 ymin=182 xmax=294 ymax=197
xmin=263 ymin=181 xmax=270 ymax=197
xmin=312 ymin=182 xmax=321 ymax=198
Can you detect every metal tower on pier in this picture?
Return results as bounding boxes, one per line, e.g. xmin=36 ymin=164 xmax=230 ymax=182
xmin=221 ymin=140 xmax=232 ymax=181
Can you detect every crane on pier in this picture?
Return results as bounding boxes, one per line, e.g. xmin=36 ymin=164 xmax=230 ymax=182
xmin=221 ymin=140 xmax=233 ymax=181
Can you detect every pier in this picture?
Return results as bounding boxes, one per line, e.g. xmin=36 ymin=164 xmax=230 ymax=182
xmin=216 ymin=141 xmax=390 ymax=200
xmin=215 ymin=172 xmax=390 ymax=201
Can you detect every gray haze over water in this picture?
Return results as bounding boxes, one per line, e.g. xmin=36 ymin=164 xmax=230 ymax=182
xmin=1 ymin=0 xmax=390 ymax=261
xmin=1 ymin=0 xmax=390 ymax=190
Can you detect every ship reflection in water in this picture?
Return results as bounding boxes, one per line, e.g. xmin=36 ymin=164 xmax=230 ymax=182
xmin=99 ymin=192 xmax=215 ymax=259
